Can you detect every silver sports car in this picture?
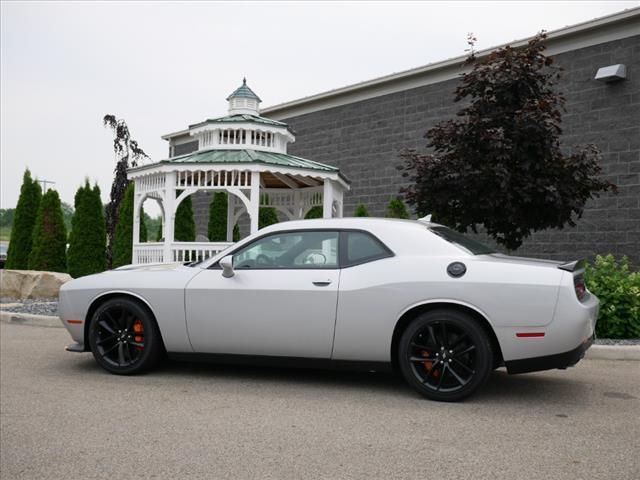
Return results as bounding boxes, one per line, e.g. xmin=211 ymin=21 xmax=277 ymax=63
xmin=59 ymin=218 xmax=598 ymax=401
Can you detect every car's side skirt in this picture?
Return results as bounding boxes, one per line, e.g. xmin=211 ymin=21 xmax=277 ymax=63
xmin=168 ymin=352 xmax=393 ymax=373
xmin=505 ymin=336 xmax=594 ymax=374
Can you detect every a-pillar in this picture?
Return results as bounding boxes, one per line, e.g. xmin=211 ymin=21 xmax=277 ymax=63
xmin=249 ymin=171 xmax=260 ymax=234
xmin=132 ymin=186 xmax=142 ymax=264
xmin=163 ymin=172 xmax=176 ymax=263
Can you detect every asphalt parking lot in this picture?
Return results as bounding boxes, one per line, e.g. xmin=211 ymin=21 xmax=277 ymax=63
xmin=1 ymin=322 xmax=639 ymax=480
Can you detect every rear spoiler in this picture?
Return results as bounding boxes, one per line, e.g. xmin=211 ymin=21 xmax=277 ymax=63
xmin=558 ymin=259 xmax=586 ymax=273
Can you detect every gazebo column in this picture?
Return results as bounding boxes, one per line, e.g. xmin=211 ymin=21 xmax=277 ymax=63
xmin=132 ymin=189 xmax=142 ymax=263
xmin=249 ymin=171 xmax=260 ymax=234
xmin=226 ymin=193 xmax=235 ymax=242
xmin=323 ymin=180 xmax=335 ymax=218
xmin=163 ymin=171 xmax=176 ymax=263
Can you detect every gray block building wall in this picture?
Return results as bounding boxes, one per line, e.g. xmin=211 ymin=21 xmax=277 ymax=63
xmin=272 ymin=35 xmax=640 ymax=266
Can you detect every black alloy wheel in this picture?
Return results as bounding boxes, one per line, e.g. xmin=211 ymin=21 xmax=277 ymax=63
xmin=89 ymin=297 xmax=163 ymax=375
xmin=398 ymin=309 xmax=493 ymax=402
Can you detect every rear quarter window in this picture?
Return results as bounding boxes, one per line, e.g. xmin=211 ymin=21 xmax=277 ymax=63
xmin=343 ymin=231 xmax=393 ymax=267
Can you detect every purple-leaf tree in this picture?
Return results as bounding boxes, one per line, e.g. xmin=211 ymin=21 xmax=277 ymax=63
xmin=399 ymin=33 xmax=616 ymax=250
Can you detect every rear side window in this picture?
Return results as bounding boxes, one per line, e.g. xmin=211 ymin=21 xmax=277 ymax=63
xmin=343 ymin=231 xmax=392 ymax=267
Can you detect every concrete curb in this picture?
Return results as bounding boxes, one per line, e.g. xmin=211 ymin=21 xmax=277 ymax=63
xmin=586 ymin=344 xmax=640 ymax=361
xmin=0 ymin=311 xmax=62 ymax=328
xmin=1 ymin=310 xmax=639 ymax=361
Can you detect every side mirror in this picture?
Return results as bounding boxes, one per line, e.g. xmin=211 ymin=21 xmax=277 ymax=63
xmin=219 ymin=255 xmax=235 ymax=278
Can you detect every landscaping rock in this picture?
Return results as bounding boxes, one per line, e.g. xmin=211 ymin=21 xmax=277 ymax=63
xmin=0 ymin=270 xmax=72 ymax=299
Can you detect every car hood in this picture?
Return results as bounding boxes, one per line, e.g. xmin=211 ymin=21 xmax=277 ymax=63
xmin=115 ymin=262 xmax=188 ymax=271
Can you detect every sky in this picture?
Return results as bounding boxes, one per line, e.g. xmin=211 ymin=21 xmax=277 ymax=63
xmin=1 ymin=0 xmax=638 ymax=213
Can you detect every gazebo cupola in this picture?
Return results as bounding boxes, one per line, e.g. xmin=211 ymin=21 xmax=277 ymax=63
xmin=127 ymin=79 xmax=350 ymax=265
xmin=227 ymin=77 xmax=261 ymax=115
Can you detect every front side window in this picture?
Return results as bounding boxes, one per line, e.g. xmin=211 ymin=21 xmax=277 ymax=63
xmin=233 ymin=231 xmax=339 ymax=269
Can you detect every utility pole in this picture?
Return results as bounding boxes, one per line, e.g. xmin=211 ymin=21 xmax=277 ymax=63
xmin=37 ymin=179 xmax=56 ymax=192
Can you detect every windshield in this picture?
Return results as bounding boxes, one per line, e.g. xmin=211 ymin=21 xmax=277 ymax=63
xmin=428 ymin=226 xmax=496 ymax=255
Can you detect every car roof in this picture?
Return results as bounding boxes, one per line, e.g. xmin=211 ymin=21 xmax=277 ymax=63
xmin=259 ymin=217 xmax=439 ymax=233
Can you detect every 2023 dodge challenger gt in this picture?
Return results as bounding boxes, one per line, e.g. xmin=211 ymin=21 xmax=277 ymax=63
xmin=59 ymin=218 xmax=598 ymax=401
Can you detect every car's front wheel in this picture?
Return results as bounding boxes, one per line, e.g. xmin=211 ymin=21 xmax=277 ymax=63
xmin=398 ymin=309 xmax=493 ymax=402
xmin=88 ymin=297 xmax=163 ymax=375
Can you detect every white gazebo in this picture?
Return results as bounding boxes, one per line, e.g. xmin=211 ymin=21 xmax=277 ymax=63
xmin=128 ymin=79 xmax=350 ymax=264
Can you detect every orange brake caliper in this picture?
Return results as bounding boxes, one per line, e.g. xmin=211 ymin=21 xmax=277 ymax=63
xmin=132 ymin=320 xmax=144 ymax=350
xmin=421 ymin=350 xmax=439 ymax=378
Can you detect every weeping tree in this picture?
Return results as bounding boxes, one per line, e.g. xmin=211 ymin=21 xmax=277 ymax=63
xmin=67 ymin=181 xmax=106 ymax=278
xmin=6 ymin=169 xmax=42 ymax=269
xmin=399 ymin=33 xmax=616 ymax=250
xmin=28 ymin=189 xmax=67 ymax=272
xmin=103 ymin=115 xmax=149 ymax=267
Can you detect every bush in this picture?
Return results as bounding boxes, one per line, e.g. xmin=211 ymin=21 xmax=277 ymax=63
xmin=385 ymin=197 xmax=410 ymax=219
xmin=353 ymin=204 xmax=369 ymax=217
xmin=6 ymin=169 xmax=41 ymax=269
xmin=585 ymin=255 xmax=640 ymax=339
xmin=305 ymin=206 xmax=323 ymax=219
xmin=67 ymin=181 xmax=107 ymax=278
xmin=28 ymin=189 xmax=67 ymax=272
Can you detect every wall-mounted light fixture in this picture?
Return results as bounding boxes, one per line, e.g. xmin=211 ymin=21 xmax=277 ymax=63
xmin=595 ymin=64 xmax=627 ymax=83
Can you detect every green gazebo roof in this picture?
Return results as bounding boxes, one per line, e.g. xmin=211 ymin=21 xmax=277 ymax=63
xmin=226 ymin=78 xmax=261 ymax=102
xmin=189 ymin=114 xmax=292 ymax=132
xmin=163 ymin=149 xmax=341 ymax=174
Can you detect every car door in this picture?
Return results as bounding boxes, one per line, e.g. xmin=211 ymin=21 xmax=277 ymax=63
xmin=185 ymin=230 xmax=340 ymax=358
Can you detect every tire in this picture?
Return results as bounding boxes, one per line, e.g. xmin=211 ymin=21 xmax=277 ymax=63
xmin=398 ymin=309 xmax=493 ymax=402
xmin=88 ymin=297 xmax=164 ymax=375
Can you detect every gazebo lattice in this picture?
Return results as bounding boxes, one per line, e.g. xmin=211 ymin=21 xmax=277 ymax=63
xmin=128 ymin=80 xmax=350 ymax=264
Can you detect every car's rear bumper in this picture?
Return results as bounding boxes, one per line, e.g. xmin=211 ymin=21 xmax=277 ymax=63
xmin=505 ymin=335 xmax=594 ymax=374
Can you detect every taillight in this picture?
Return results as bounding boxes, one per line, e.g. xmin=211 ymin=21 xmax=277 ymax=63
xmin=574 ymin=276 xmax=586 ymax=301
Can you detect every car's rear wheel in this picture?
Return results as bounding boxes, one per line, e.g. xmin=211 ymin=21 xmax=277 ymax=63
xmin=88 ymin=297 xmax=163 ymax=375
xmin=398 ymin=309 xmax=493 ymax=402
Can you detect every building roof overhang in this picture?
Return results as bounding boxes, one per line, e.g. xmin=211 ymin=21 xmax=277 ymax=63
xmin=261 ymin=7 xmax=640 ymax=120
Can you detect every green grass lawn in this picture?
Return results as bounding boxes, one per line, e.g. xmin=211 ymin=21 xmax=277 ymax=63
xmin=0 ymin=226 xmax=11 ymax=242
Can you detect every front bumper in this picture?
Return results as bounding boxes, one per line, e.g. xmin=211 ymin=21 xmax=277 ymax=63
xmin=505 ymin=335 xmax=594 ymax=374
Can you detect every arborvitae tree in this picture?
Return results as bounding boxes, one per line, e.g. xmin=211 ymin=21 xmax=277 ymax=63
xmin=304 ymin=206 xmax=323 ymax=219
xmin=156 ymin=220 xmax=163 ymax=241
xmin=399 ymin=33 xmax=615 ymax=250
xmin=28 ymin=189 xmax=67 ymax=272
xmin=208 ymin=192 xmax=240 ymax=241
xmin=385 ymin=197 xmax=410 ymax=219
xmin=67 ymin=181 xmax=107 ymax=278
xmin=259 ymin=207 xmax=279 ymax=229
xmin=175 ymin=195 xmax=196 ymax=241
xmin=112 ymin=184 xmax=147 ymax=268
xmin=6 ymin=169 xmax=42 ymax=269
xmin=103 ymin=115 xmax=149 ymax=268
xmin=354 ymin=204 xmax=369 ymax=217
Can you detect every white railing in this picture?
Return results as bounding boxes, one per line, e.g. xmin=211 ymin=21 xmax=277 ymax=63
xmin=132 ymin=242 xmax=234 ymax=265
xmin=170 ymin=242 xmax=233 ymax=263
xmin=132 ymin=243 xmax=164 ymax=264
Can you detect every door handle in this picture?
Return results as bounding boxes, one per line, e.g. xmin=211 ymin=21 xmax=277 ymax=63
xmin=312 ymin=280 xmax=332 ymax=287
